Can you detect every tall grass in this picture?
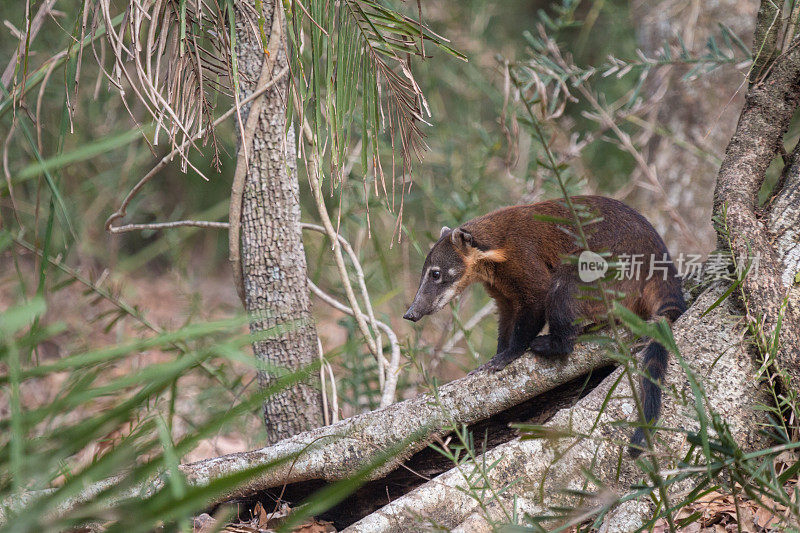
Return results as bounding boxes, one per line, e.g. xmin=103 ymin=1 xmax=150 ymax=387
xmin=0 ymin=270 xmax=405 ymax=532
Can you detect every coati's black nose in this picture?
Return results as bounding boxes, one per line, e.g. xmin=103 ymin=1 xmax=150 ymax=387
xmin=403 ymin=309 xmax=419 ymax=322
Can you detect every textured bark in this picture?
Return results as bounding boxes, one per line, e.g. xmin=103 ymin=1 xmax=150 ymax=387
xmin=235 ymin=4 xmax=323 ymax=442
xmin=712 ymin=29 xmax=800 ymax=389
xmin=629 ymin=0 xmax=758 ymax=254
xmin=177 ymin=337 xmax=616 ymax=498
xmin=769 ymin=144 xmax=800 ymax=305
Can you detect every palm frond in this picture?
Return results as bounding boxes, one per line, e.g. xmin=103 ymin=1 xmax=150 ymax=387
xmin=77 ymin=0 xmax=461 ymax=200
xmin=288 ymin=0 xmax=465 ymax=219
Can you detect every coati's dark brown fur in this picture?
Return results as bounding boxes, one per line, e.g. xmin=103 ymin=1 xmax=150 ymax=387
xmin=404 ymin=196 xmax=685 ymax=456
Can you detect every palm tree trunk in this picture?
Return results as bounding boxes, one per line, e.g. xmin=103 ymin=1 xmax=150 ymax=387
xmin=233 ymin=2 xmax=323 ymax=443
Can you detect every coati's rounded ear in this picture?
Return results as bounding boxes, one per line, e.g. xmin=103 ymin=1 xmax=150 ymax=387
xmin=450 ymin=227 xmax=474 ymax=249
xmin=439 ymin=226 xmax=451 ymax=238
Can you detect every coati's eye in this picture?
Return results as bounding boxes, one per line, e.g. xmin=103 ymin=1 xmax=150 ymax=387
xmin=430 ymin=269 xmax=441 ymax=280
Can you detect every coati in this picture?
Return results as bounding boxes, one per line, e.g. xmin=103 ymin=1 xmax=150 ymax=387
xmin=403 ymin=196 xmax=685 ymax=456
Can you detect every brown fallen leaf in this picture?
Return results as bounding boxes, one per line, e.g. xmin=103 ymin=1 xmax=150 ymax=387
xmin=292 ymin=518 xmax=336 ymax=533
xmin=253 ymin=502 xmax=269 ymax=527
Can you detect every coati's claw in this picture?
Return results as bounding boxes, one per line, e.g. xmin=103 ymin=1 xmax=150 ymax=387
xmin=469 ymin=351 xmax=516 ymax=375
xmin=467 ymin=365 xmax=487 ymax=376
xmin=468 ymin=362 xmax=498 ymax=375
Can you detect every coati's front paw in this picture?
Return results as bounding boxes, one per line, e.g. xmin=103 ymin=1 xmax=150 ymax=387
xmin=530 ymin=335 xmax=573 ymax=356
xmin=468 ymin=350 xmax=520 ymax=375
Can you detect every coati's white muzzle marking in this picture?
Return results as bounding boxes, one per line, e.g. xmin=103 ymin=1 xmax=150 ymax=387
xmin=432 ymin=284 xmax=459 ymax=311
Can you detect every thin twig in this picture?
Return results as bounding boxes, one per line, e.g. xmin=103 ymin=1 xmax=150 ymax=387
xmin=540 ymin=34 xmax=699 ymax=250
xmin=106 ymin=220 xmax=229 ymax=231
xmin=101 ymin=217 xmax=401 ymax=405
xmin=440 ymin=301 xmax=496 ymax=355
xmin=1 ymin=0 xmax=58 ymax=89
xmin=318 ymin=337 xmax=330 ymax=426
xmin=2 ymin=121 xmax=22 ymax=229
xmin=317 ymin=336 xmax=340 ymax=425
xmin=325 ymin=359 xmax=339 ymax=423
xmin=35 ymin=51 xmax=66 ymax=153
xmin=301 ymin=222 xmax=387 ymax=391
xmin=293 ymin=92 xmax=384 ymax=366
xmin=307 ymin=279 xmax=401 ymax=407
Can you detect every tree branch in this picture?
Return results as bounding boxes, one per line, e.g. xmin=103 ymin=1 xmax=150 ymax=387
xmin=104 ymin=67 xmax=288 ymax=234
xmin=3 ymin=337 xmax=616 ymax=522
xmin=178 ymin=340 xmax=614 ymax=496
xmin=344 ymin=285 xmax=773 ymax=532
xmin=713 ymin=34 xmax=800 ymax=387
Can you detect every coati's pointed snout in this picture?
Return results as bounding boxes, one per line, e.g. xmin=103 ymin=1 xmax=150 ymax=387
xmin=404 ymin=292 xmax=437 ymax=322
xmin=403 ymin=307 xmax=420 ymax=322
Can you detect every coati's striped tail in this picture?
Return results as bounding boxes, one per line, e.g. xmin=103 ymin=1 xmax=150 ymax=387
xmin=628 ymin=300 xmax=684 ymax=457
xmin=628 ymin=340 xmax=668 ymax=457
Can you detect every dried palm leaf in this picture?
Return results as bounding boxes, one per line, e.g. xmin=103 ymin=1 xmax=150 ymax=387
xmin=88 ymin=0 xmax=261 ymax=172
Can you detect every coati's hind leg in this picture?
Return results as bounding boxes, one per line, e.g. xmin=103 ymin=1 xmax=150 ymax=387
xmin=530 ymin=271 xmax=578 ymax=356
xmin=472 ymin=304 xmax=545 ymax=373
